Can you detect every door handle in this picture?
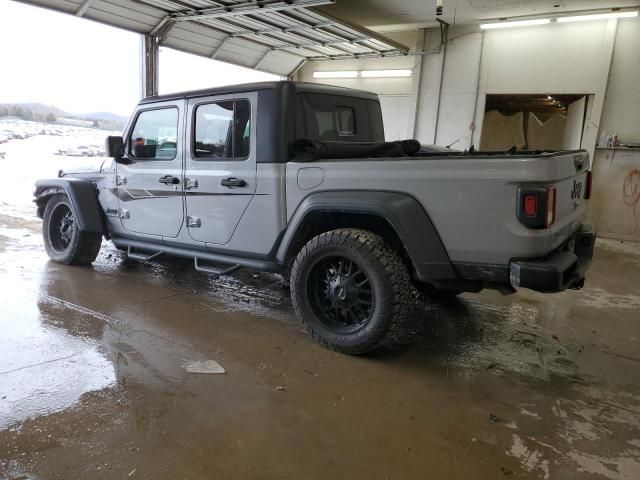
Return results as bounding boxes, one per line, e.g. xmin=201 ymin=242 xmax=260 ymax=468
xmin=159 ymin=175 xmax=180 ymax=185
xmin=220 ymin=177 xmax=247 ymax=188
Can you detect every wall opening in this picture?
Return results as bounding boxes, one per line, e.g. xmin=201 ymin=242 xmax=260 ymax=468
xmin=480 ymin=94 xmax=588 ymax=151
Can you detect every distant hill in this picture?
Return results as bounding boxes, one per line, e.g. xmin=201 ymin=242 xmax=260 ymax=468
xmin=79 ymin=111 xmax=129 ymax=124
xmin=0 ymin=102 xmax=126 ymax=129
xmin=1 ymin=102 xmax=67 ymax=117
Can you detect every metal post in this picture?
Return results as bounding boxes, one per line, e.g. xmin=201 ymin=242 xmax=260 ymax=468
xmin=432 ymin=20 xmax=449 ymax=145
xmin=141 ymin=34 xmax=159 ymax=98
xmin=410 ymin=28 xmax=427 ymax=139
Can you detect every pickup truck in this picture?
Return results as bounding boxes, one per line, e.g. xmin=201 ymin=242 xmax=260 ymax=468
xmin=34 ymin=81 xmax=595 ymax=354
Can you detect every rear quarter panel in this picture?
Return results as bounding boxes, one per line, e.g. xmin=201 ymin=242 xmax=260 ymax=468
xmin=286 ymin=154 xmax=587 ymax=266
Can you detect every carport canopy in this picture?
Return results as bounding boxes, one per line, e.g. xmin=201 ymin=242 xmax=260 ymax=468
xmin=16 ymin=0 xmax=411 ymax=90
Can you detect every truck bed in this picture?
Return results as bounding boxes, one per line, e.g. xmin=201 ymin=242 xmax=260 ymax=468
xmin=286 ymin=145 xmax=590 ymax=268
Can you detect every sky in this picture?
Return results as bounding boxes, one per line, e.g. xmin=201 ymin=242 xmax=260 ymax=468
xmin=0 ymin=1 xmax=280 ymax=116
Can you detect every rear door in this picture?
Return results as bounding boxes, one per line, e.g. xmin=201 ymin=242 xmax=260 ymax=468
xmin=184 ymin=92 xmax=257 ymax=245
xmin=117 ymin=102 xmax=184 ymax=237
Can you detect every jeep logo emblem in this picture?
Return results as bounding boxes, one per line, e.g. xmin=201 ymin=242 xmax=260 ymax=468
xmin=571 ymin=180 xmax=583 ymax=199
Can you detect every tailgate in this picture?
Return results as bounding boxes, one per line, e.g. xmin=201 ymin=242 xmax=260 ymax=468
xmin=515 ymin=150 xmax=590 ymax=253
xmin=552 ymin=151 xmax=589 ymax=225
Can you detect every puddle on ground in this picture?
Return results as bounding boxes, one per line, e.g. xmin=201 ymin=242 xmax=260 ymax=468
xmin=0 ymin=284 xmax=115 ymax=429
xmin=574 ymin=286 xmax=640 ymax=309
xmin=596 ymin=238 xmax=640 ymax=262
xmin=504 ymin=386 xmax=640 ymax=480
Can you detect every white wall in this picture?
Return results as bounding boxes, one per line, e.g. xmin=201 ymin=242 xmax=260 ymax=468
xmin=297 ymin=18 xmax=639 ymax=151
xmin=475 ymin=20 xmax=618 ymax=155
xmin=415 ymin=26 xmax=482 ymax=147
xmin=414 ymin=20 xmax=619 ymax=152
xmin=600 ymin=17 xmax=640 ymax=143
xmin=378 ymin=95 xmax=413 ymax=140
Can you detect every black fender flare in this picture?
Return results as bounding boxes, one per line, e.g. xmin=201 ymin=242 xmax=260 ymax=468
xmin=34 ymin=178 xmax=104 ymax=234
xmin=275 ymin=191 xmax=457 ymax=281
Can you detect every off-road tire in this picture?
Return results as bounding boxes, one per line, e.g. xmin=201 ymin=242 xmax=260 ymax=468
xmin=42 ymin=193 xmax=102 ymax=265
xmin=290 ymin=228 xmax=412 ymax=354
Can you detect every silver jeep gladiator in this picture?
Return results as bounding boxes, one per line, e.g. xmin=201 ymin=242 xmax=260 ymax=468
xmin=34 ymin=81 xmax=595 ymax=354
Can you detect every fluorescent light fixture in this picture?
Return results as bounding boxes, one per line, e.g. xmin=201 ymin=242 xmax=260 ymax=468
xmin=558 ymin=11 xmax=638 ymax=23
xmin=360 ymin=69 xmax=412 ymax=78
xmin=480 ymin=18 xmax=550 ymax=29
xmin=313 ymin=70 xmax=358 ymax=79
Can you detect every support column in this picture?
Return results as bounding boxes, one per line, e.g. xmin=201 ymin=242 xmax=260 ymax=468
xmin=582 ymin=18 xmax=619 ymax=159
xmin=409 ymin=28 xmax=426 ymax=139
xmin=141 ymin=33 xmax=159 ymax=98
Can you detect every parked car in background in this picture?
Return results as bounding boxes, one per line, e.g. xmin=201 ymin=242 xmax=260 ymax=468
xmin=66 ymin=145 xmax=96 ymax=157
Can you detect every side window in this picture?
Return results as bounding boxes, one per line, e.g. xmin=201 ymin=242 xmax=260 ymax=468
xmin=129 ymin=108 xmax=178 ymax=160
xmin=194 ymin=100 xmax=250 ymax=160
xmin=296 ymin=94 xmax=364 ymax=142
xmin=312 ymin=106 xmax=356 ymax=139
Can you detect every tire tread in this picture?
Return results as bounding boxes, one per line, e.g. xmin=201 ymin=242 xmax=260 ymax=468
xmin=290 ymin=228 xmax=412 ymax=354
xmin=43 ymin=193 xmax=102 ymax=265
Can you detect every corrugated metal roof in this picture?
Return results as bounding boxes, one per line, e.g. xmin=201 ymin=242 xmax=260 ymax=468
xmin=16 ymin=0 xmax=410 ymax=76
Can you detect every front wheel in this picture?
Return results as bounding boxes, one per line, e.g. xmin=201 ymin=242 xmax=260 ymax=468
xmin=42 ymin=194 xmax=102 ymax=265
xmin=290 ymin=229 xmax=412 ymax=354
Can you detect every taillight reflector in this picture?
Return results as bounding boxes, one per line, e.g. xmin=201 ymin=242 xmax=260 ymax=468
xmin=524 ymin=195 xmax=538 ymax=217
xmin=546 ymin=187 xmax=556 ymax=227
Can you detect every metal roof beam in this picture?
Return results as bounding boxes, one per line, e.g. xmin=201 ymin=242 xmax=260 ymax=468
xmin=211 ymin=36 xmax=230 ymax=59
xmin=273 ymin=11 xmax=377 ymax=47
xmin=288 ymin=58 xmax=307 ymax=79
xmin=309 ymin=8 xmax=410 ymax=55
xmin=270 ymin=36 xmax=370 ymax=51
xmin=149 ymin=16 xmax=175 ymax=40
xmin=253 ymin=49 xmax=271 ymax=69
xmin=205 ymin=13 xmax=375 ymax=56
xmin=305 ymin=50 xmax=407 ymax=61
xmin=171 ymin=0 xmax=334 ymax=22
xmin=75 ymin=0 xmax=95 ymax=17
xmin=215 ymin=20 xmax=368 ymax=53
xmin=228 ymin=21 xmax=337 ymax=38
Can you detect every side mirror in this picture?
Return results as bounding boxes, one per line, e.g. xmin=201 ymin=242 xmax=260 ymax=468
xmin=106 ymin=135 xmax=124 ymax=160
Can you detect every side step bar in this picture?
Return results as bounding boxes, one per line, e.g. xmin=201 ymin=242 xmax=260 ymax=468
xmin=113 ymin=237 xmax=281 ymax=273
xmin=127 ymin=246 xmax=163 ymax=262
xmin=194 ymin=258 xmax=243 ymax=278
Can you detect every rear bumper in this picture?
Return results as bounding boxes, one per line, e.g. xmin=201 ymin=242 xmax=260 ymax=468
xmin=509 ymin=224 xmax=596 ymax=293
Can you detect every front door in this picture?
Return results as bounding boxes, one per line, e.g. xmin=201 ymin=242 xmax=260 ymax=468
xmin=184 ymin=93 xmax=257 ymax=245
xmin=117 ymin=102 xmax=185 ymax=238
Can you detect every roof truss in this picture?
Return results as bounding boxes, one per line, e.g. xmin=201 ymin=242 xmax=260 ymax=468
xmin=18 ymin=0 xmax=410 ymax=76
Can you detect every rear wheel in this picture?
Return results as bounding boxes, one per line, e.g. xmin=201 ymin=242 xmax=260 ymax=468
xmin=43 ymin=194 xmax=102 ymax=265
xmin=290 ymin=228 xmax=412 ymax=354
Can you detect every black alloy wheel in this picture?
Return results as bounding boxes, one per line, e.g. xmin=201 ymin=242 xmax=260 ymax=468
xmin=307 ymin=255 xmax=374 ymax=333
xmin=48 ymin=203 xmax=75 ymax=253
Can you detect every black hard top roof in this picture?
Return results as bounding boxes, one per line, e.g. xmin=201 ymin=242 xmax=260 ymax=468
xmin=139 ymin=81 xmax=379 ymax=105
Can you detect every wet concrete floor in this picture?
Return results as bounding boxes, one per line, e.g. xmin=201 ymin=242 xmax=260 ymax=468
xmin=1 ymin=213 xmax=639 ymax=479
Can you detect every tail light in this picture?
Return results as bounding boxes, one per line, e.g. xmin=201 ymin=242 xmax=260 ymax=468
xmin=546 ymin=187 xmax=556 ymax=227
xmin=584 ymin=171 xmax=593 ymax=199
xmin=517 ymin=187 xmax=556 ymax=229
xmin=523 ymin=194 xmax=538 ymax=217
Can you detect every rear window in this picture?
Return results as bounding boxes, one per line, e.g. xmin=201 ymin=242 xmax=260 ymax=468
xmin=295 ymin=93 xmax=384 ymax=142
